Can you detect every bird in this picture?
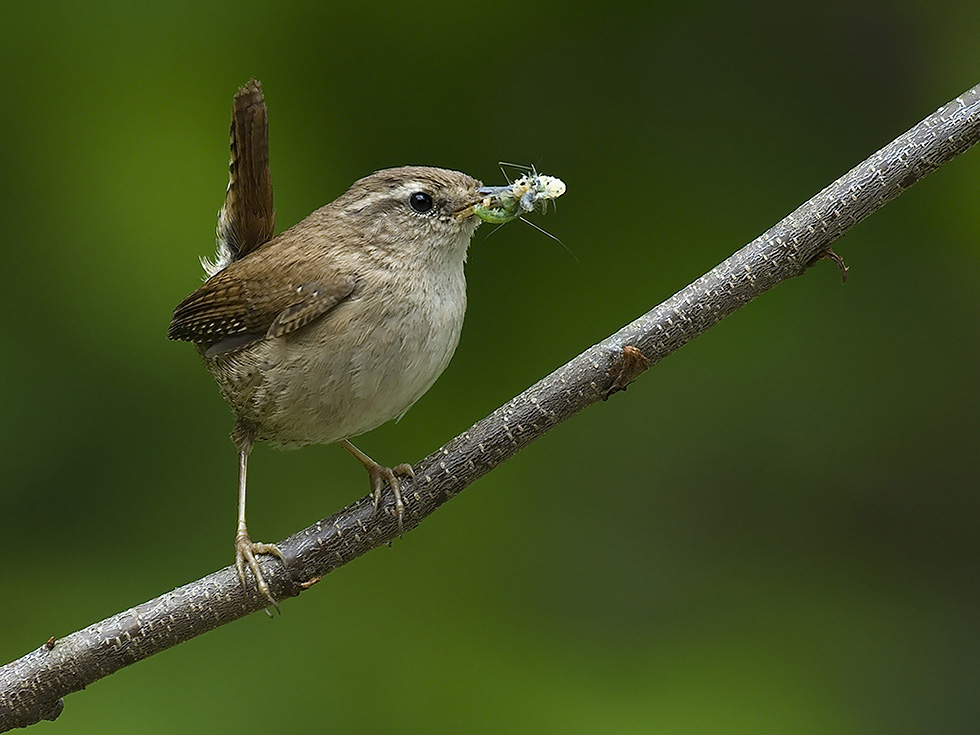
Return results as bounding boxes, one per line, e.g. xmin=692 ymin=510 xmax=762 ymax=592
xmin=168 ymin=80 xmax=487 ymax=607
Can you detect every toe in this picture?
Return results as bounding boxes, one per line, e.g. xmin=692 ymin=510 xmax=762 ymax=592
xmin=251 ymin=541 xmax=286 ymax=562
xmin=368 ymin=468 xmax=386 ymax=510
xmin=234 ymin=534 xmax=283 ymax=611
xmin=362 ymin=462 xmax=412 ymax=534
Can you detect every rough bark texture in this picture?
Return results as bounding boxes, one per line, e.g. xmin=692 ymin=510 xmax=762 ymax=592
xmin=2 ymin=82 xmax=978 ymax=732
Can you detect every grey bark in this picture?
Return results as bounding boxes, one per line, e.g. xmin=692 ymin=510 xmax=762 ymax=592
xmin=2 ymin=82 xmax=979 ymax=732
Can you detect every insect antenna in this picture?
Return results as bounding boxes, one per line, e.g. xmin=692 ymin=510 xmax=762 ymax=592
xmin=517 ymin=215 xmax=578 ymax=263
xmin=477 ymin=221 xmax=509 ymax=242
xmin=497 ymin=161 xmax=537 ymax=183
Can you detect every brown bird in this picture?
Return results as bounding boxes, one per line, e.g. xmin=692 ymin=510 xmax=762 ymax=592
xmin=169 ymin=81 xmax=487 ymax=607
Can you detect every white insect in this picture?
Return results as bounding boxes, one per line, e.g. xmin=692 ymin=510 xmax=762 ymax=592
xmin=474 ymin=166 xmax=566 ymax=223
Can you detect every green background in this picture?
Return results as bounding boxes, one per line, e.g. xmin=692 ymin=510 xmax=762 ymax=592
xmin=2 ymin=1 xmax=978 ymax=732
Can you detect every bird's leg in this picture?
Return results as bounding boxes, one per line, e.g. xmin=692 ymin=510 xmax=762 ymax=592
xmin=233 ymin=425 xmax=284 ymax=611
xmin=339 ymin=439 xmax=414 ymax=533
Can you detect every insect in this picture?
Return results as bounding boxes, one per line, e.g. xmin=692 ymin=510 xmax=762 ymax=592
xmin=473 ymin=164 xmax=566 ymax=224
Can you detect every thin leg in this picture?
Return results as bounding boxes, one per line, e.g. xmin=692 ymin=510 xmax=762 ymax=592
xmin=232 ymin=425 xmax=284 ymax=611
xmin=339 ymin=439 xmax=414 ymax=533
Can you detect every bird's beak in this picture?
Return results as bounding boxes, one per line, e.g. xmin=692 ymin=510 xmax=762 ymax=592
xmin=454 ymin=201 xmax=479 ymax=218
xmin=455 ymin=185 xmax=512 ymax=221
xmin=474 ymin=185 xmax=512 ymax=210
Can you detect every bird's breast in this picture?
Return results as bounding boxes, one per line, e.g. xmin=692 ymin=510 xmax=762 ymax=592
xmin=210 ymin=264 xmax=468 ymax=447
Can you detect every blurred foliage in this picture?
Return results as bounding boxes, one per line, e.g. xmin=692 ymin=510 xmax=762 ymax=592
xmin=1 ymin=0 xmax=979 ymax=732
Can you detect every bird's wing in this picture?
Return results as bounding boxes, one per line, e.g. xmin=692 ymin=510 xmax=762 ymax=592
xmin=168 ymin=255 xmax=356 ymax=352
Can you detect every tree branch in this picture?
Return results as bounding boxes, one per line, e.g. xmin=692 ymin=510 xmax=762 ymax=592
xmin=3 ymin=82 xmax=979 ymax=732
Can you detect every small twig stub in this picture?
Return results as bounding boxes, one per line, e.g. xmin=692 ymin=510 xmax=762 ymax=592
xmin=807 ymin=248 xmax=849 ymax=283
xmin=604 ymin=345 xmax=651 ymax=399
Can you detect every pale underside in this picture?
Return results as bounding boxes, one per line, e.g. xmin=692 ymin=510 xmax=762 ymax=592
xmin=204 ymin=263 xmax=467 ymax=448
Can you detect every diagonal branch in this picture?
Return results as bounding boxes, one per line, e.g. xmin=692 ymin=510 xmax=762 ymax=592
xmin=2 ymin=82 xmax=979 ymax=732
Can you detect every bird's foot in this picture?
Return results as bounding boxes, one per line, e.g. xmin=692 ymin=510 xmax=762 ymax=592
xmin=338 ymin=440 xmax=415 ymax=533
xmin=234 ymin=529 xmax=285 ymax=612
xmin=367 ymin=462 xmax=415 ymax=534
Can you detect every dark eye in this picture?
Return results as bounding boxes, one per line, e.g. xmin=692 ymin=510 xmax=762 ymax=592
xmin=409 ymin=191 xmax=434 ymax=214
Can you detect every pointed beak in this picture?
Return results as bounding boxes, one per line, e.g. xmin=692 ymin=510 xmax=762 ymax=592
xmin=454 ymin=201 xmax=479 ymax=218
xmin=474 ymin=185 xmax=513 ymax=210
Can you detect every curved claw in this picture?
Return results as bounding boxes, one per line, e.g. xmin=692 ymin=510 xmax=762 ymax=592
xmin=235 ymin=530 xmax=285 ymax=612
xmin=339 ymin=440 xmax=416 ymax=534
xmin=367 ymin=463 xmax=415 ymax=534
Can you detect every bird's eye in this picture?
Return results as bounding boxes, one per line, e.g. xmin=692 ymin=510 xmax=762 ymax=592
xmin=409 ymin=191 xmax=434 ymax=214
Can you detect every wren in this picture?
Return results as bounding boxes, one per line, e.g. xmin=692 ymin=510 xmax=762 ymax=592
xmin=168 ymin=81 xmax=488 ymax=607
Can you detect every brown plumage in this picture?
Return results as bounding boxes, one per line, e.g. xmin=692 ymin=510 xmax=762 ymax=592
xmin=221 ymin=79 xmax=275 ymax=261
xmin=168 ymin=83 xmax=486 ymax=609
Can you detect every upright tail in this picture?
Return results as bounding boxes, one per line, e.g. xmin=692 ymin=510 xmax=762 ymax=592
xmin=204 ymin=79 xmax=276 ymax=277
